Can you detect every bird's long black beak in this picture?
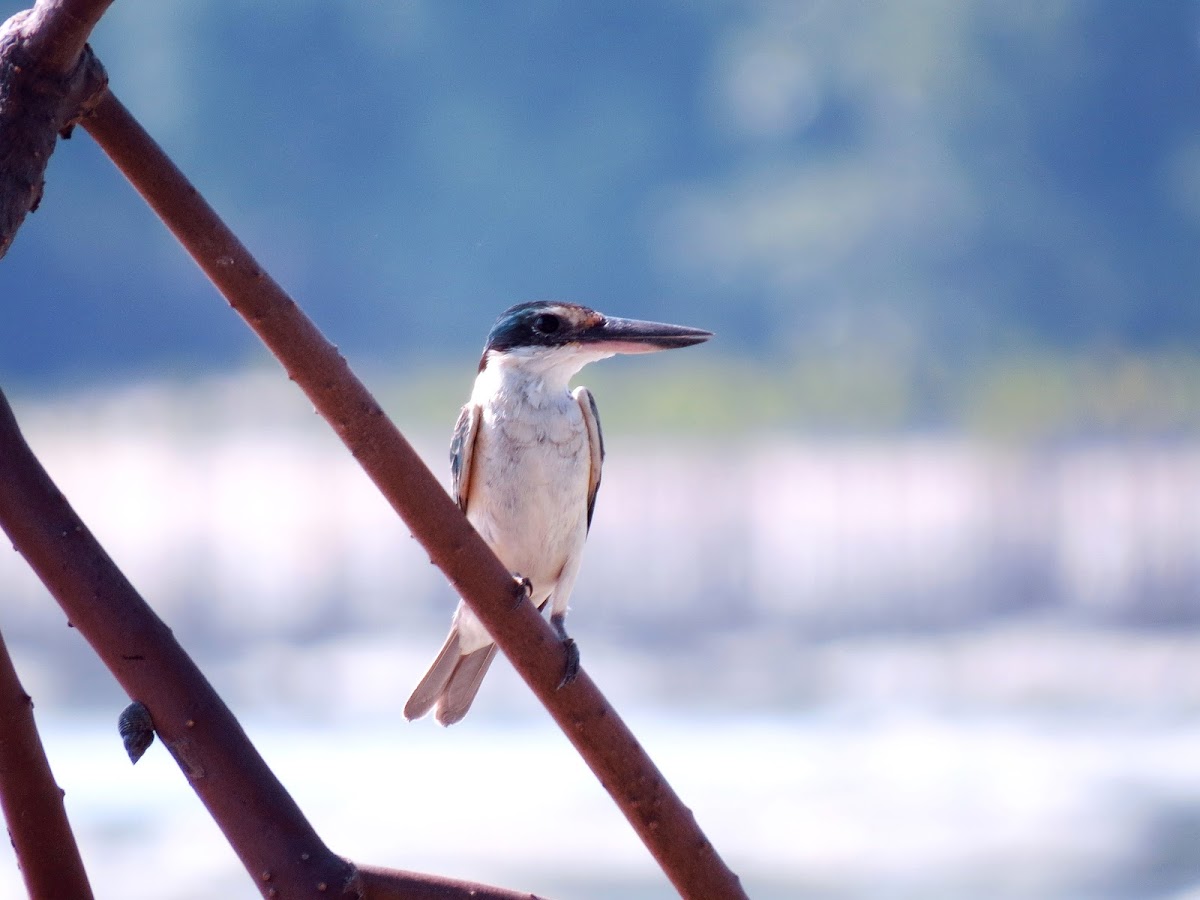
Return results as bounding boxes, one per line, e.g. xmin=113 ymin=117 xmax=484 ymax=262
xmin=579 ymin=315 xmax=713 ymax=354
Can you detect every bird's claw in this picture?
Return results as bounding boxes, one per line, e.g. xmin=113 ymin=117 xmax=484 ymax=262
xmin=550 ymin=612 xmax=580 ymax=688
xmin=512 ymin=575 xmax=533 ymax=609
xmin=557 ymin=637 xmax=580 ymax=689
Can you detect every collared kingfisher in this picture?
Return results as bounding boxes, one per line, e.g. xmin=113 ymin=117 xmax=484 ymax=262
xmin=404 ymin=300 xmax=712 ymax=725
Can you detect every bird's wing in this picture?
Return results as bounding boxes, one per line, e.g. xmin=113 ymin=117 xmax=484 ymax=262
xmin=574 ymin=386 xmax=605 ymax=531
xmin=449 ymin=402 xmax=482 ymax=512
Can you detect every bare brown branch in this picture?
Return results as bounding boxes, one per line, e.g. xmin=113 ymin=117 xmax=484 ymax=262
xmin=81 ymin=89 xmax=747 ymax=900
xmin=0 ymin=387 xmax=529 ymax=899
xmin=0 ymin=0 xmax=110 ymax=258
xmin=0 ymin=626 xmax=94 ymax=900
xmin=353 ymin=866 xmax=543 ymax=900
xmin=17 ymin=0 xmax=114 ymax=74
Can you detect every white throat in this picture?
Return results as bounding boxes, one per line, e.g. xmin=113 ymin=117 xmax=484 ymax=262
xmin=473 ymin=345 xmax=614 ymax=404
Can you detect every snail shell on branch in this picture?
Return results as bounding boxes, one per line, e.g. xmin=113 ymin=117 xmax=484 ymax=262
xmin=118 ymin=701 xmax=155 ymax=764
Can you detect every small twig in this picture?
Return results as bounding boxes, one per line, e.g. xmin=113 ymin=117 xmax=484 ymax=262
xmin=0 ymin=625 xmax=94 ymax=900
xmin=352 ymin=867 xmax=545 ymax=900
xmin=82 ymin=88 xmax=747 ymax=900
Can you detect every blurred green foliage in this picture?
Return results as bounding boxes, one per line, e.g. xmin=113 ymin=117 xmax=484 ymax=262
xmin=1 ymin=0 xmax=1198 ymax=439
xmin=370 ymin=351 xmax=1200 ymax=440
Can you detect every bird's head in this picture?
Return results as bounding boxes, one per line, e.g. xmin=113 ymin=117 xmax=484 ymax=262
xmin=479 ymin=301 xmax=712 ymax=378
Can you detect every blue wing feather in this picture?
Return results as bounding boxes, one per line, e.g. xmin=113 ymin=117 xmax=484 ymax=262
xmin=449 ymin=403 xmax=481 ymax=512
xmin=574 ymin=387 xmax=605 ymax=531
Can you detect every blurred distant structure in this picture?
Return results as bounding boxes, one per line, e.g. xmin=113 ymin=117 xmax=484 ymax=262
xmin=2 ymin=380 xmax=1197 ymax=714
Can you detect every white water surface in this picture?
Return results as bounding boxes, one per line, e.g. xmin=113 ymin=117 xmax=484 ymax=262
xmin=2 ymin=711 xmax=1200 ymax=899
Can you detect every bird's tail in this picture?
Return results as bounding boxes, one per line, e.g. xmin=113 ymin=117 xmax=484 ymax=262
xmin=403 ymin=627 xmax=499 ymax=726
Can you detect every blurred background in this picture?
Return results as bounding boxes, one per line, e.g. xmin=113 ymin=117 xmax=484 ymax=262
xmin=2 ymin=1 xmax=1200 ymax=897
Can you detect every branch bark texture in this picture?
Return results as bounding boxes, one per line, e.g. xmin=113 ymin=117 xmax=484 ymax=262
xmin=0 ymin=0 xmax=111 ymax=258
xmin=0 ymin=388 xmax=355 ymax=897
xmin=0 ymin=626 xmax=94 ymax=900
xmin=82 ymin=90 xmax=747 ymax=900
xmin=0 ymin=389 xmax=537 ymax=900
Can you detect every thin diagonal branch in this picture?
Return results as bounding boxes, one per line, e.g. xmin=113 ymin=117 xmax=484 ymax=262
xmin=0 ymin=387 xmax=539 ymax=900
xmin=0 ymin=387 xmax=352 ymax=897
xmin=17 ymin=0 xmax=114 ymax=74
xmin=0 ymin=626 xmax=94 ymax=900
xmin=82 ymin=88 xmax=747 ymax=900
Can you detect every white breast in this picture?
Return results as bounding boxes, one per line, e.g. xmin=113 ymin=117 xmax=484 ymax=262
xmin=466 ymin=360 xmax=592 ymax=598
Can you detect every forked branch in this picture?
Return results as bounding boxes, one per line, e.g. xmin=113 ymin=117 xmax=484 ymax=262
xmin=0 ymin=387 xmax=545 ymax=900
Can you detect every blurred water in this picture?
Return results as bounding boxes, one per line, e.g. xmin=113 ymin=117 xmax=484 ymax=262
xmin=2 ymin=712 xmax=1200 ymax=899
xmin=1 ymin=379 xmax=1199 ymax=897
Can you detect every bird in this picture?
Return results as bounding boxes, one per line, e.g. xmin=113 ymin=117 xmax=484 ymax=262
xmin=403 ymin=300 xmax=712 ymax=725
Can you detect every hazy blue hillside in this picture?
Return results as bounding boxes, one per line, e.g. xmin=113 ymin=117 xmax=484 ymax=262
xmin=2 ymin=1 xmax=1199 ymax=388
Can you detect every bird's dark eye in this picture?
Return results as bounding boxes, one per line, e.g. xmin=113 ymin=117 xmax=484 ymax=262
xmin=533 ymin=313 xmax=561 ymax=335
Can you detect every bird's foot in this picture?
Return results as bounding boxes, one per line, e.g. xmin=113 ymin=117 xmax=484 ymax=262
xmin=551 ymin=613 xmax=580 ymax=689
xmin=511 ymin=575 xmax=533 ymax=609
xmin=557 ymin=639 xmax=580 ymax=689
